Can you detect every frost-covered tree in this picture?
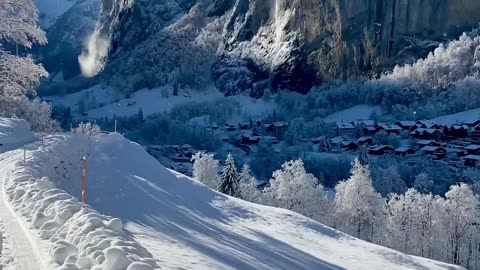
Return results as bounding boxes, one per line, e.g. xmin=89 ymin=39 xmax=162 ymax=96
xmin=386 ymin=189 xmax=437 ymax=257
xmin=0 ymin=0 xmax=54 ymax=131
xmin=238 ymin=164 xmax=260 ymax=202
xmin=265 ymin=159 xmax=328 ymax=221
xmin=373 ymin=165 xmax=407 ymax=197
xmin=73 ymin=122 xmax=101 ymax=137
xmin=413 ymin=173 xmax=434 ymax=194
xmin=334 ymin=159 xmax=386 ymax=241
xmin=191 ymin=152 xmax=219 ymax=190
xmin=437 ymin=184 xmax=480 ymax=266
xmin=218 ymin=154 xmax=239 ymax=196
xmin=382 ymin=33 xmax=480 ymax=91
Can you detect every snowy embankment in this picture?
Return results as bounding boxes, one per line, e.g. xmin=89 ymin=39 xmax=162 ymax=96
xmin=0 ymin=129 xmax=464 ymax=270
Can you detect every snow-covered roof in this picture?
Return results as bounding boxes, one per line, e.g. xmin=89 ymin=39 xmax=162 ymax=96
xmin=465 ymin=145 xmax=480 ymax=150
xmin=395 ymin=147 xmax=414 ymax=152
xmin=336 ymin=122 xmax=354 ymax=129
xmin=329 ymin=136 xmax=345 ymax=144
xmin=417 ymin=140 xmax=435 ymax=145
xmin=378 ymin=123 xmax=402 ymax=131
xmin=397 ymin=121 xmax=416 ymax=127
xmin=464 ymin=155 xmax=480 ymax=161
xmin=358 ymin=136 xmax=372 ymax=142
xmin=369 ymin=145 xmax=394 ymax=151
xmin=353 ymin=120 xmax=376 ymax=127
xmin=420 ymin=146 xmax=444 ymax=152
xmin=413 ymin=128 xmax=440 ymax=134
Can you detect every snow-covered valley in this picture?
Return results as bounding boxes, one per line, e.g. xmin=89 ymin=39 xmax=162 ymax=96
xmin=0 ymin=119 xmax=465 ymax=270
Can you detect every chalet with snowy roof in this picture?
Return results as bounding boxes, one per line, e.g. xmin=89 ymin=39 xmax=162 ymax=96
xmin=471 ymin=124 xmax=480 ymax=140
xmin=239 ymin=122 xmax=250 ymax=130
xmin=464 ymin=119 xmax=480 ymax=127
xmin=446 ymin=147 xmax=465 ymax=158
xmin=210 ymin=122 xmax=219 ymax=130
xmin=443 ymin=125 xmax=468 ymax=138
xmin=465 ymin=145 xmax=480 ymax=155
xmin=357 ymin=136 xmax=373 ymax=145
xmin=265 ymin=121 xmax=289 ymax=138
xmin=368 ymin=145 xmax=394 ymax=155
xmin=463 ymin=155 xmax=480 ymax=167
xmin=411 ymin=128 xmax=444 ymax=140
xmin=420 ymin=146 xmax=447 ymax=159
xmin=395 ymin=147 xmax=416 ymax=156
xmin=312 ymin=136 xmax=326 ymax=144
xmin=396 ymin=121 xmax=417 ymax=130
xmin=181 ymin=144 xmax=193 ymax=150
xmin=340 ymin=141 xmax=359 ymax=151
xmin=362 ymin=126 xmax=377 ymax=136
xmin=377 ymin=123 xmax=402 ymax=134
xmin=225 ymin=123 xmax=237 ymax=131
xmin=417 ymin=140 xmax=440 ymax=148
xmin=172 ymin=153 xmax=191 ymax=163
xmin=416 ymin=121 xmax=441 ymax=130
xmin=329 ymin=136 xmax=345 ymax=147
xmin=336 ymin=122 xmax=355 ymax=137
xmin=353 ymin=120 xmax=376 ymax=128
xmin=241 ymin=131 xmax=262 ymax=145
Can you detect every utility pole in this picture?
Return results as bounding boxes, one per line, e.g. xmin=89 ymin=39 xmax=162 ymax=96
xmin=82 ymin=156 xmax=87 ymax=208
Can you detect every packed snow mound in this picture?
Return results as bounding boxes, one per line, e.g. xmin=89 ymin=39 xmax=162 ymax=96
xmin=0 ymin=132 xmax=463 ymax=270
xmin=0 ymin=118 xmax=36 ymax=153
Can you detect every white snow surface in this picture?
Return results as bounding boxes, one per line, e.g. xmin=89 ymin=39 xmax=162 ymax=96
xmin=48 ymin=85 xmax=276 ymax=120
xmin=430 ymin=107 xmax=480 ymax=125
xmin=0 ymin=128 xmax=464 ymax=270
xmin=325 ymin=105 xmax=382 ymax=123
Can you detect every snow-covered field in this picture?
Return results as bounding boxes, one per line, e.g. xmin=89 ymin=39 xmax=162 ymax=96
xmin=431 ymin=107 xmax=480 ymax=125
xmin=0 ymin=120 xmax=463 ymax=269
xmin=48 ymin=85 xmax=276 ymax=120
xmin=324 ymin=105 xmax=382 ymax=123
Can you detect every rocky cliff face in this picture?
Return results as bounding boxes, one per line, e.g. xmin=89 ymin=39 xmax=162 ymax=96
xmin=96 ymin=0 xmax=480 ymax=96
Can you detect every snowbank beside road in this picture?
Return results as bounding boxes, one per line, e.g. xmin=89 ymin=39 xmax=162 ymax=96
xmin=1 ymin=136 xmax=157 ymax=269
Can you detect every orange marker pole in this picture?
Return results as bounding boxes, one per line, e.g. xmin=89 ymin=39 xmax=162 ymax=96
xmin=82 ymin=157 xmax=87 ymax=208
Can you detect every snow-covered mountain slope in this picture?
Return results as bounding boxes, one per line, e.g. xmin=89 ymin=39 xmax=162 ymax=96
xmin=35 ymin=0 xmax=79 ymax=28
xmin=0 ymin=128 xmax=464 ymax=269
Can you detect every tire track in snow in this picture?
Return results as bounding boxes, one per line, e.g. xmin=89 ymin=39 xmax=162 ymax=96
xmin=0 ymin=151 xmax=45 ymax=270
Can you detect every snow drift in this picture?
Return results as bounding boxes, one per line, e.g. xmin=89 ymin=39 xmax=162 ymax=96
xmin=0 ymin=129 xmax=464 ymax=270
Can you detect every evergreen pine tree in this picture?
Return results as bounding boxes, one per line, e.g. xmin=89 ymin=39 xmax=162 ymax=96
xmin=218 ymin=154 xmax=239 ymax=196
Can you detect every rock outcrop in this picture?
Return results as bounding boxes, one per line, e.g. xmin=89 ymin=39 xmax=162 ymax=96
xmin=95 ymin=0 xmax=480 ymax=96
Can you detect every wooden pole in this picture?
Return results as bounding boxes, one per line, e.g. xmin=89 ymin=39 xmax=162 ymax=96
xmin=82 ymin=156 xmax=87 ymax=208
xmin=23 ymin=147 xmax=26 ymax=164
xmin=114 ymin=120 xmax=117 ymax=133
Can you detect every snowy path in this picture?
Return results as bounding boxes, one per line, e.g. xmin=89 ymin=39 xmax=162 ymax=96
xmin=0 ymin=151 xmax=44 ymax=270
